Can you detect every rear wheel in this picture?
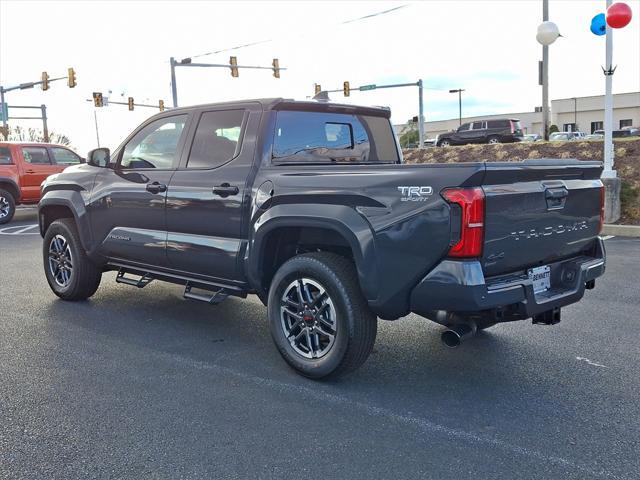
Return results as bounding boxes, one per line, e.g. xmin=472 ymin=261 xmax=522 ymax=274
xmin=0 ymin=188 xmax=16 ymax=225
xmin=43 ymin=218 xmax=102 ymax=300
xmin=268 ymin=252 xmax=377 ymax=379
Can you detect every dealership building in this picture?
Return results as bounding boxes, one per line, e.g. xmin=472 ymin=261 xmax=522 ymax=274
xmin=395 ymin=91 xmax=640 ymax=139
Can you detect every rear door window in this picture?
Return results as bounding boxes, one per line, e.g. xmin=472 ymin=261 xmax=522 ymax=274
xmin=187 ymin=109 xmax=246 ymax=169
xmin=272 ymin=111 xmax=398 ymax=164
xmin=22 ymin=147 xmax=52 ymax=164
xmin=472 ymin=121 xmax=486 ymax=130
xmin=0 ymin=147 xmax=12 ymax=165
xmin=51 ymin=147 xmax=82 ymax=165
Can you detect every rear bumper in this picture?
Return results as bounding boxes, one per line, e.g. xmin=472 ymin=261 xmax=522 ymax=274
xmin=410 ymin=238 xmax=606 ymax=319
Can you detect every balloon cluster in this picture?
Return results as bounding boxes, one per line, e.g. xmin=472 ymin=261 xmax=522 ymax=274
xmin=591 ymin=2 xmax=633 ymax=36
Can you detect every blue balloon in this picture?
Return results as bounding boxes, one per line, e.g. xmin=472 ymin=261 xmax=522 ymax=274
xmin=590 ymin=13 xmax=606 ymax=36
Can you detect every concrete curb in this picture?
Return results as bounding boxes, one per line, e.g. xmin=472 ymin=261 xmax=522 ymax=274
xmin=602 ymin=224 xmax=640 ymax=237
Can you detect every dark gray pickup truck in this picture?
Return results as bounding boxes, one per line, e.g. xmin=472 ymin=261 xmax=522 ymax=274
xmin=38 ymin=99 xmax=606 ymax=378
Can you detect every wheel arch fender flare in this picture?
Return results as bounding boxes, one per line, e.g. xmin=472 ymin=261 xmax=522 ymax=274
xmin=38 ymin=191 xmax=93 ymax=252
xmin=247 ymin=203 xmax=379 ymax=302
xmin=0 ymin=177 xmax=21 ymax=202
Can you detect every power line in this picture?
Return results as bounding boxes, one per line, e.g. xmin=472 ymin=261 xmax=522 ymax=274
xmin=184 ymin=4 xmax=410 ymax=61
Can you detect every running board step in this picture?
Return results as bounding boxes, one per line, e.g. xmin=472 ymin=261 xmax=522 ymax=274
xmin=116 ymin=269 xmax=154 ymax=288
xmin=184 ymin=283 xmax=228 ymax=305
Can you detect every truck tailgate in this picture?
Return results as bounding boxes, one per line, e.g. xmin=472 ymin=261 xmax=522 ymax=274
xmin=481 ymin=160 xmax=603 ymax=276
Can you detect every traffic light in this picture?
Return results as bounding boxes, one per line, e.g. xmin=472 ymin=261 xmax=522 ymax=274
xmin=159 ymin=100 xmax=165 ymax=112
xmin=92 ymin=92 xmax=103 ymax=107
xmin=230 ymin=56 xmax=239 ymax=77
xmin=128 ymin=97 xmax=134 ymax=111
xmin=315 ymin=84 xmax=322 ymax=95
xmin=412 ymin=116 xmax=419 ymax=123
xmin=67 ymin=68 xmax=76 ymax=88
xmin=41 ymin=72 xmax=49 ymax=91
xmin=343 ymin=81 xmax=350 ymax=97
xmin=272 ymin=58 xmax=280 ymax=78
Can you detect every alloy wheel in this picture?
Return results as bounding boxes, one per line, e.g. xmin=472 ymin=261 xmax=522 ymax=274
xmin=48 ymin=234 xmax=74 ymax=287
xmin=280 ymin=278 xmax=337 ymax=359
xmin=0 ymin=196 xmax=9 ymax=219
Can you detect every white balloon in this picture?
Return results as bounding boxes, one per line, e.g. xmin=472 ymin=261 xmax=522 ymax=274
xmin=536 ymin=21 xmax=561 ymax=45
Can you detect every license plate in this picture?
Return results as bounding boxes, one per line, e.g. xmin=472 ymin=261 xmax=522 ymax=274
xmin=528 ymin=265 xmax=551 ymax=294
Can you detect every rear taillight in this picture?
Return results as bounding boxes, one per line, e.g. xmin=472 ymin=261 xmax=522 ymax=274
xmin=509 ymin=120 xmax=515 ymax=134
xmin=442 ymin=187 xmax=485 ymax=258
xmin=599 ymin=185 xmax=605 ymax=233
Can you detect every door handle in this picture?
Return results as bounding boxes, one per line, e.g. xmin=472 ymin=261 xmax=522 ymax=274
xmin=26 ymin=169 xmax=36 ymax=174
xmin=212 ymin=183 xmax=239 ymax=197
xmin=146 ymin=182 xmax=167 ymax=194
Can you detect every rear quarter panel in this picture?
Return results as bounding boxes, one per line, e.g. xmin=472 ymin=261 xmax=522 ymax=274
xmin=252 ymin=162 xmax=486 ymax=318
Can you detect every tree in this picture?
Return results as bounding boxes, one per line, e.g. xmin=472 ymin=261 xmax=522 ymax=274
xmin=548 ymin=124 xmax=559 ymax=135
xmin=399 ymin=118 xmax=419 ymax=148
xmin=3 ymin=125 xmax=72 ymax=146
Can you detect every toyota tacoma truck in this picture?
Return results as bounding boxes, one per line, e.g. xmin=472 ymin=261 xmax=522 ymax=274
xmin=0 ymin=142 xmax=83 ymax=224
xmin=38 ymin=99 xmax=606 ymax=378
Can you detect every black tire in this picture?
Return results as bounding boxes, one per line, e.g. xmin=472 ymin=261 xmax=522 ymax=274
xmin=268 ymin=252 xmax=377 ymax=379
xmin=43 ymin=218 xmax=102 ymax=300
xmin=0 ymin=188 xmax=16 ymax=225
xmin=438 ymin=139 xmax=451 ymax=147
xmin=487 ymin=136 xmax=501 ymax=145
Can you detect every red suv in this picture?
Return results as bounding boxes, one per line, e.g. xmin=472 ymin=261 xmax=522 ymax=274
xmin=0 ymin=142 xmax=83 ymax=224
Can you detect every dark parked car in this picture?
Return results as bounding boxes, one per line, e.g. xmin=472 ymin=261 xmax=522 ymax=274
xmin=436 ymin=118 xmax=523 ymax=146
xmin=38 ymin=99 xmax=605 ymax=379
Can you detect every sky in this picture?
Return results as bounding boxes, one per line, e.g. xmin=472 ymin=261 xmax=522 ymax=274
xmin=1 ymin=0 xmax=639 ymax=154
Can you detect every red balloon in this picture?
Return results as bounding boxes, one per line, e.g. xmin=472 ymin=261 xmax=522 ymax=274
xmin=606 ymin=2 xmax=633 ymax=29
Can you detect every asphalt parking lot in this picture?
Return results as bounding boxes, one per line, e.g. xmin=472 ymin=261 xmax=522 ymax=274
xmin=1 ymin=208 xmax=639 ymax=479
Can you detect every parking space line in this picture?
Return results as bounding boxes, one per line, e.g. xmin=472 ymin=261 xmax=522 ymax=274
xmin=0 ymin=224 xmax=40 ymax=235
xmin=600 ymin=235 xmax=615 ymax=240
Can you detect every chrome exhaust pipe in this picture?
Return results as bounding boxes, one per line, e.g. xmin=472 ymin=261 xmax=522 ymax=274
xmin=441 ymin=322 xmax=477 ymax=348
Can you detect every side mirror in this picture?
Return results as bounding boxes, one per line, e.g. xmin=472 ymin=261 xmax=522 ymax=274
xmin=87 ymin=148 xmax=110 ymax=168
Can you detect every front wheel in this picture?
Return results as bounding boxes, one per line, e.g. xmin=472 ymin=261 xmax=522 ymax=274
xmin=0 ymin=188 xmax=16 ymax=225
xmin=487 ymin=136 xmax=501 ymax=144
xmin=43 ymin=218 xmax=102 ymax=300
xmin=438 ymin=139 xmax=451 ymax=147
xmin=268 ymin=252 xmax=377 ymax=379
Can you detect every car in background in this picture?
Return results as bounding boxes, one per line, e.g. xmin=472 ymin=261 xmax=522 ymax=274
xmin=549 ymin=132 xmax=580 ymax=141
xmin=436 ymin=118 xmax=523 ymax=146
xmin=521 ymin=134 xmax=542 ymax=142
xmin=0 ymin=142 xmax=83 ymax=224
xmin=593 ymin=129 xmax=637 ymax=138
xmin=585 ymin=133 xmax=604 ymax=140
xmin=423 ymin=138 xmax=437 ymax=147
xmin=620 ymin=126 xmax=639 ymax=135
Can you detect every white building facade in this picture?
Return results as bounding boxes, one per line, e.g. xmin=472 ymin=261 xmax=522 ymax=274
xmin=395 ymin=91 xmax=640 ymax=139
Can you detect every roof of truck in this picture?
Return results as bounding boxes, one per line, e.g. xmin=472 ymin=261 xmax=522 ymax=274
xmin=165 ymin=98 xmax=391 ymax=118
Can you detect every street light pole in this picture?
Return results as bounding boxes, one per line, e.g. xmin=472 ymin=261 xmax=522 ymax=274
xmin=449 ymin=89 xmax=464 ymax=126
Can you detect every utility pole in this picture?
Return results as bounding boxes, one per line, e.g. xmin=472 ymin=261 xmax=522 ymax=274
xmin=417 ymin=79 xmax=424 ymax=148
xmin=40 ymin=105 xmax=49 ymax=142
xmin=170 ymin=57 xmax=178 ymax=108
xmin=602 ymin=0 xmax=615 ymax=178
xmin=542 ymin=0 xmax=550 ymax=140
xmin=93 ymin=110 xmax=100 ymax=147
